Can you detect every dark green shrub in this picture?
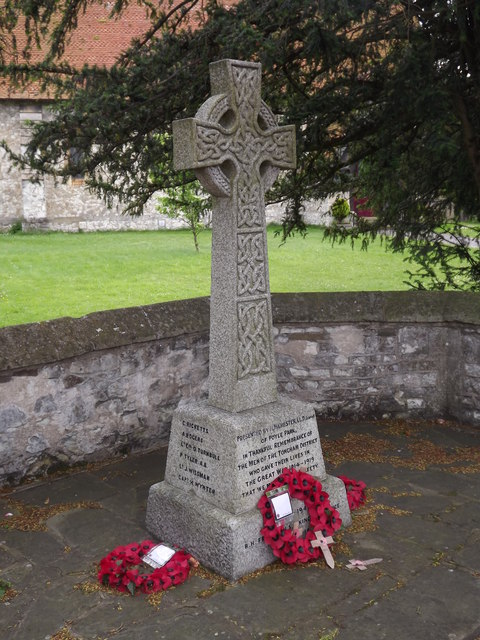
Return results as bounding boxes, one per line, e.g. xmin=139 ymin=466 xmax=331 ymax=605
xmin=8 ymin=220 xmax=23 ymax=234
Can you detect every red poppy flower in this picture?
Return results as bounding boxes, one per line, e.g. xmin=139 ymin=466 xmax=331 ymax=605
xmin=108 ymin=572 xmax=122 ymax=588
xmin=257 ymin=495 xmax=269 ymax=511
xmin=176 ymin=559 xmax=190 ymax=571
xmin=140 ymin=577 xmax=154 ymax=594
xmin=173 ymin=571 xmax=188 ymax=585
xmin=297 ymin=468 xmax=313 ymax=487
xmin=125 ymin=569 xmax=142 ymax=587
xmin=99 ymin=558 xmax=112 ymax=572
xmin=161 ymin=574 xmax=173 ymax=589
xmin=267 ymin=475 xmax=283 ymax=491
xmin=262 ymin=512 xmax=276 ymax=528
xmin=123 ymin=552 xmax=137 ymax=564
xmin=266 ymin=532 xmax=286 ymax=551
xmin=281 ymin=549 xmax=298 ymax=564
xmin=328 ymin=512 xmax=342 ymax=529
xmin=316 ymin=490 xmax=331 ymax=506
xmin=294 ymin=539 xmax=313 ymax=563
xmin=315 ymin=508 xmax=329 ymax=529
xmin=141 ymin=540 xmax=156 ymax=551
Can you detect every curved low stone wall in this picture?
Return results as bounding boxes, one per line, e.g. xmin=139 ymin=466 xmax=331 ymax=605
xmin=1 ymin=291 xmax=479 ymax=485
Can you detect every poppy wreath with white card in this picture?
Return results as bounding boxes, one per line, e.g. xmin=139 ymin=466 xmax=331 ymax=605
xmin=98 ymin=540 xmax=192 ymax=595
xmin=257 ymin=467 xmax=342 ymax=565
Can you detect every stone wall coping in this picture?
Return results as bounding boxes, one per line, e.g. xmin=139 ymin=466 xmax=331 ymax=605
xmin=0 ymin=298 xmax=210 ymax=373
xmin=272 ymin=291 xmax=480 ymax=325
xmin=1 ymin=291 xmax=478 ymax=373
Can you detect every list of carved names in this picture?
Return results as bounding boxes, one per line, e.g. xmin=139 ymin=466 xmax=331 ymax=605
xmin=177 ymin=419 xmax=219 ymax=496
xmin=176 ymin=413 xmax=320 ymax=500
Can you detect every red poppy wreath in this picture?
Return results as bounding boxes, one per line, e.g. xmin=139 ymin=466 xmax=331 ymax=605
xmin=339 ymin=475 xmax=367 ymax=511
xmin=98 ymin=540 xmax=192 ymax=595
xmin=257 ymin=467 xmax=342 ymax=564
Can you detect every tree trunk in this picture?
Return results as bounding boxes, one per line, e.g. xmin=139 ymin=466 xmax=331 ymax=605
xmin=454 ymin=92 xmax=480 ymax=203
xmin=192 ymin=225 xmax=199 ymax=252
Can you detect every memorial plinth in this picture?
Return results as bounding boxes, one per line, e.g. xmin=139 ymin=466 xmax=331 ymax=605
xmin=147 ymin=396 xmax=350 ymax=579
xmin=146 ymin=59 xmax=351 ymax=580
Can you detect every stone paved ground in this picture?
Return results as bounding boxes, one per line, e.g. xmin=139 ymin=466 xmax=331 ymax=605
xmin=1 ymin=419 xmax=479 ymax=640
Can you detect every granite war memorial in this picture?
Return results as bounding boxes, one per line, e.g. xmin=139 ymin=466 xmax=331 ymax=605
xmin=146 ymin=59 xmax=351 ymax=580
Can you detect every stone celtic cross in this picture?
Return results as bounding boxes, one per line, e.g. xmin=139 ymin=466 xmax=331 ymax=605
xmin=173 ymin=59 xmax=296 ymax=413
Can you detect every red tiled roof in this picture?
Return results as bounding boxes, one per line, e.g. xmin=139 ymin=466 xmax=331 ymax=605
xmin=62 ymin=3 xmax=154 ymax=68
xmin=0 ymin=3 xmax=159 ymax=99
xmin=1 ymin=1 xmax=238 ymax=100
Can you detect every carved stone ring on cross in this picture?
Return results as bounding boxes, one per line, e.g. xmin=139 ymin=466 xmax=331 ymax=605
xmin=173 ymin=60 xmax=296 ymax=201
xmin=192 ymin=93 xmax=280 ymax=198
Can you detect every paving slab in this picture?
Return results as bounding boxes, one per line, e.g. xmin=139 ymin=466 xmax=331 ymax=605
xmin=0 ymin=418 xmax=479 ymax=640
xmin=346 ymin=530 xmax=434 ymax=581
xmin=334 ymin=565 xmax=480 ymax=640
xmin=6 ymin=471 xmax=119 ymax=507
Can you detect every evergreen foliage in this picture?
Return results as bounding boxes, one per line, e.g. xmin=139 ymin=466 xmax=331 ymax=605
xmin=330 ymin=197 xmax=351 ymax=223
xmin=158 ymin=177 xmax=211 ymax=252
xmin=1 ymin=0 xmax=479 ymax=289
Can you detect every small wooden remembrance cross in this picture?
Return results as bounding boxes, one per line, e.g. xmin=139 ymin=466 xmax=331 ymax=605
xmin=173 ymin=59 xmax=296 ymax=413
xmin=311 ymin=531 xmax=335 ymax=569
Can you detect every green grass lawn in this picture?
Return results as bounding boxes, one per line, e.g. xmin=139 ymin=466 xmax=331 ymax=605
xmin=0 ymin=226 xmax=411 ymax=328
xmin=438 ymin=221 xmax=480 ymax=239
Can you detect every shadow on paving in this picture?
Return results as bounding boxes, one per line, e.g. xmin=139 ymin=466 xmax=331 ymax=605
xmin=1 ymin=419 xmax=479 ymax=640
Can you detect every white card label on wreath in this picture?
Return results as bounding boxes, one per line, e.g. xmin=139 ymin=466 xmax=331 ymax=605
xmin=143 ymin=544 xmax=176 ymax=569
xmin=267 ymin=484 xmax=294 ymax=522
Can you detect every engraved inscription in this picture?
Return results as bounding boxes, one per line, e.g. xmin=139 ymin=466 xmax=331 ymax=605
xmin=181 ymin=419 xmax=209 ymax=433
xmin=244 ymin=535 xmax=265 ymax=550
xmin=235 ymin=415 xmax=320 ymax=499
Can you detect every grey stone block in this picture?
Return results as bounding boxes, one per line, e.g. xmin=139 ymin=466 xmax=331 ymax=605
xmin=146 ymin=395 xmax=351 ymax=580
xmin=146 ymin=472 xmax=350 ymax=582
xmin=164 ymin=396 xmax=330 ymax=514
xmin=146 ymin=481 xmax=273 ymax=581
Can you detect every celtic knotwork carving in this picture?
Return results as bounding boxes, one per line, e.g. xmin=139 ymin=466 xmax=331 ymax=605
xmin=232 ymin=66 xmax=259 ymax=120
xmin=237 ymin=300 xmax=271 ymax=379
xmin=237 ymin=232 xmax=266 ymax=296
xmin=187 ymin=64 xmax=294 ymax=204
xmin=196 ymin=125 xmax=231 ymax=163
xmin=270 ymin=131 xmax=295 ymax=163
xmin=237 ymin=171 xmax=261 ymax=227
